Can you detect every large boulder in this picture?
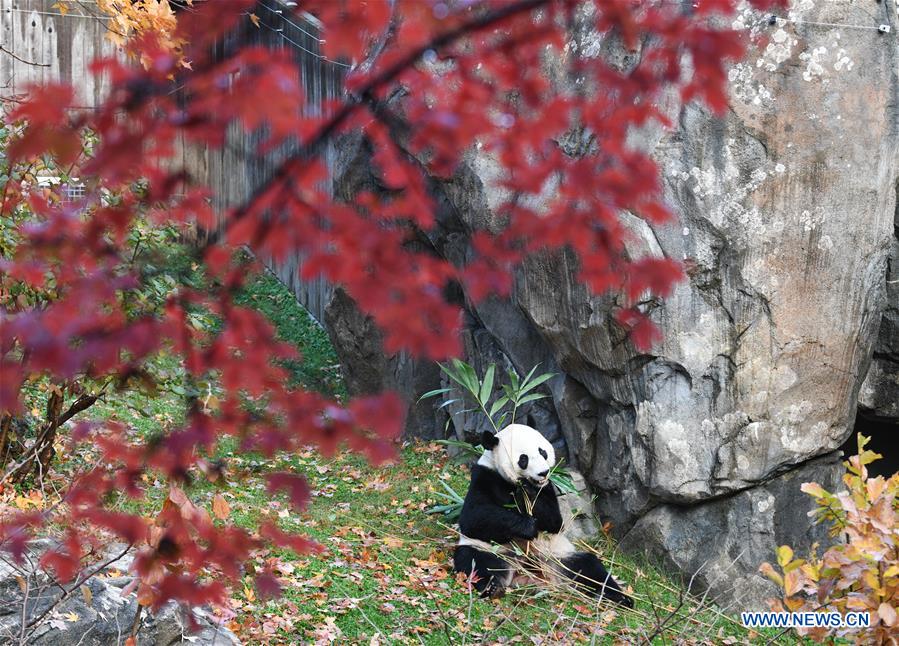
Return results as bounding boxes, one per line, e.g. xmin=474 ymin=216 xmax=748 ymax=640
xmin=859 ymin=194 xmax=899 ymax=420
xmin=316 ymin=2 xmax=899 ymax=611
xmin=0 ymin=543 xmax=239 ymax=645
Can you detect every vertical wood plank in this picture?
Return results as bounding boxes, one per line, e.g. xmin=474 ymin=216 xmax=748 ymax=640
xmin=0 ymin=1 xmax=15 ymax=96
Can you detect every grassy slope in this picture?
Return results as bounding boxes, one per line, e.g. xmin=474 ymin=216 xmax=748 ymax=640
xmin=55 ymin=264 xmax=799 ymax=645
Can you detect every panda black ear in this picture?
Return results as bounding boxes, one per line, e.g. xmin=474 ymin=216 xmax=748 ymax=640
xmin=480 ymin=430 xmax=499 ymax=450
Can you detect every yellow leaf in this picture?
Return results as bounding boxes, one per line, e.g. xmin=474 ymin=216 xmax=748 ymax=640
xmin=243 ymin=584 xmax=256 ymax=602
xmin=777 ymin=545 xmax=793 ymax=568
xmin=800 ymin=481 xmax=827 ymax=498
xmin=51 ymin=2 xmax=69 ymax=16
xmin=249 ymin=13 xmax=260 ymax=28
xmin=80 ymin=584 xmax=92 ymax=606
xmin=64 ymin=612 xmax=79 ymax=622
xmin=212 ymin=493 xmax=230 ymax=520
xmin=783 ymin=558 xmax=805 ymax=573
xmin=864 ymin=569 xmax=884 ymax=596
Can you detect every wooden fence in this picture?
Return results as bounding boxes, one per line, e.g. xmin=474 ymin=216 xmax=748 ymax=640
xmin=1 ymin=0 xmax=118 ymax=105
xmin=0 ymin=0 xmax=344 ymax=323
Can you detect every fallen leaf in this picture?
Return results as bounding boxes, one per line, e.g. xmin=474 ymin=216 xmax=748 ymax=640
xmin=80 ymin=584 xmax=92 ymax=606
xmin=879 ymin=602 xmax=898 ymax=627
xmin=212 ymin=493 xmax=231 ymax=520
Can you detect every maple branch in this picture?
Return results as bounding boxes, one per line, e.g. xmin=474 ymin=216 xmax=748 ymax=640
xmin=0 ymin=386 xmax=107 ymax=485
xmin=0 ymin=46 xmax=49 ymax=68
xmin=211 ymin=0 xmax=553 ymax=248
xmin=21 ymin=544 xmax=133 ymax=639
xmin=57 ymin=392 xmax=102 ymax=427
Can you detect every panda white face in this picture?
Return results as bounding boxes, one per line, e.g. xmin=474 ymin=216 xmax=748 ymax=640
xmin=480 ymin=424 xmax=556 ymax=487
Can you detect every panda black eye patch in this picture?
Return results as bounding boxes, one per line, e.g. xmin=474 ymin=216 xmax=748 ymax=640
xmin=518 ymin=454 xmax=529 ymax=469
xmin=538 ymin=448 xmax=547 ymax=460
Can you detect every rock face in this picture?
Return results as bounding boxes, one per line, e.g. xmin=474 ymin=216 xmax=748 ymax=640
xmin=859 ymin=186 xmax=899 ymax=421
xmin=0 ymin=542 xmax=239 ymax=645
xmin=619 ymin=452 xmax=845 ymax=611
xmin=320 ymin=2 xmax=899 ymax=611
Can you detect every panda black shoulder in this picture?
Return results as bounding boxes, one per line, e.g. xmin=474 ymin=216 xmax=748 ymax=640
xmin=469 ymin=463 xmax=516 ymax=500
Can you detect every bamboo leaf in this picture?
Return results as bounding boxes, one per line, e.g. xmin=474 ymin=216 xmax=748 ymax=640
xmin=435 ymin=439 xmax=484 ymax=458
xmin=479 ymin=364 xmax=495 ymax=407
xmin=489 ymin=396 xmax=509 ymax=419
xmin=461 ymin=362 xmax=480 ymax=396
xmin=444 ymin=359 xmax=478 ymax=397
xmin=439 ymin=362 xmax=469 ymax=391
xmin=549 ymin=470 xmax=577 ymax=494
xmin=516 ymin=392 xmax=548 ymax=406
xmin=507 ymin=367 xmax=519 ymax=391
xmin=439 ymin=480 xmax=465 ymax=502
xmin=521 ymin=364 xmax=539 ymax=390
xmin=418 ymin=387 xmax=452 ymax=402
xmin=517 ymin=372 xmax=555 ymax=397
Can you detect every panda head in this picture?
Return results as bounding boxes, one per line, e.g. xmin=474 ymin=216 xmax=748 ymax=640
xmin=479 ymin=424 xmax=556 ymax=487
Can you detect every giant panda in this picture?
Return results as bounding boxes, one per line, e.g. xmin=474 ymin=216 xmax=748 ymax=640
xmin=452 ymin=424 xmax=633 ymax=607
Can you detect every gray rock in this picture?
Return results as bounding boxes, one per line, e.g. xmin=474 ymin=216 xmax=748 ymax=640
xmin=859 ymin=197 xmax=899 ymax=420
xmin=0 ymin=544 xmax=239 ymax=645
xmin=324 ymin=286 xmax=445 ymax=439
xmin=556 ymin=470 xmax=600 ymax=543
xmin=619 ymin=453 xmax=844 ymax=612
xmin=317 ymin=0 xmax=899 ymax=613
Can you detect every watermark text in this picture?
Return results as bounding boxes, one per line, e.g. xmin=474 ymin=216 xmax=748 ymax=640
xmin=740 ymin=611 xmax=871 ymax=629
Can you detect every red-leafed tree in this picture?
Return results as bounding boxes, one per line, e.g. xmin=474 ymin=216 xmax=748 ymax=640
xmin=1 ymin=0 xmax=783 ymax=618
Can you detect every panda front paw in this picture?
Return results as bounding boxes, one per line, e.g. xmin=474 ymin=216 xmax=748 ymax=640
xmin=479 ymin=576 xmax=505 ymax=599
xmin=516 ymin=515 xmax=538 ymax=540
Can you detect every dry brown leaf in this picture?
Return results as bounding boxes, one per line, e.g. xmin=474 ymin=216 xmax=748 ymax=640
xmin=80 ymin=584 xmax=93 ymax=606
xmin=212 ymin=493 xmax=231 ymax=520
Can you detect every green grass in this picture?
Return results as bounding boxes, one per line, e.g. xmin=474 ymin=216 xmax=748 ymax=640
xmin=234 ymin=269 xmax=345 ymax=398
xmin=186 ymin=445 xmax=798 ymax=644
xmin=22 ymin=244 xmax=803 ymax=644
